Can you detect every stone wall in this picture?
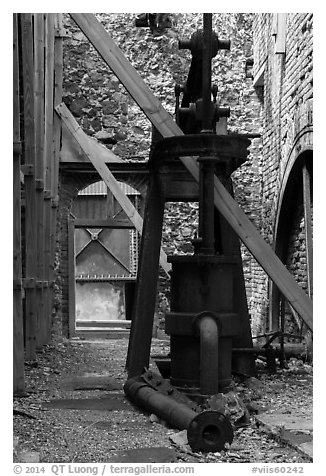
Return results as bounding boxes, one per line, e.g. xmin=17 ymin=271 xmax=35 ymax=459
xmin=57 ymin=13 xmax=266 ymax=336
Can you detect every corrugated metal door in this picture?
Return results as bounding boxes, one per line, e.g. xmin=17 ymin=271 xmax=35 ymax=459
xmin=74 ymin=226 xmax=137 ymax=324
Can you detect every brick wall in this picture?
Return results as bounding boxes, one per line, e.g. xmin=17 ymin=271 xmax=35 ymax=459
xmin=252 ymin=13 xmax=313 ymax=335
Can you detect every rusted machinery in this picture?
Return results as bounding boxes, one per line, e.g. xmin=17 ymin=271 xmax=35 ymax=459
xmin=153 ymin=132 xmax=254 ymax=397
xmin=124 ymin=370 xmax=233 ymax=452
xmin=125 ymin=13 xmax=257 ymax=449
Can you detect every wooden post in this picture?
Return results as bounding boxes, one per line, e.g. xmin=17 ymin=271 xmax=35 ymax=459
xmin=127 ymin=170 xmax=167 ymax=377
xmin=13 ymin=13 xmax=25 ymax=393
xmin=55 ymin=102 xmax=171 ymax=276
xmin=52 ymin=13 xmax=64 ymax=199
xmin=68 ymin=217 xmax=76 ymax=338
xmin=20 ymin=13 xmax=37 ymax=361
xmin=50 ymin=13 xmax=64 ymax=336
xmin=69 ymin=13 xmax=313 ymax=332
xmin=43 ymin=14 xmax=55 ymax=342
xmin=302 ymin=162 xmax=313 ymax=298
xmin=34 ymin=13 xmax=46 ymax=346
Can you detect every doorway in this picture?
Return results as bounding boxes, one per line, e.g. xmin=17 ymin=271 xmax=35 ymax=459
xmin=68 ymin=180 xmax=140 ymax=336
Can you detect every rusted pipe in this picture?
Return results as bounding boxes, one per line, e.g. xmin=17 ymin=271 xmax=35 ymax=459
xmin=124 ymin=377 xmax=233 ymax=452
xmin=202 ymin=13 xmax=212 ymax=132
xmin=194 ymin=311 xmax=220 ymax=395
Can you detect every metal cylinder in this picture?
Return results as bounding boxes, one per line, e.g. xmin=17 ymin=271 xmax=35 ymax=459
xmin=216 ymin=106 xmax=231 ymax=119
xmin=178 ymin=38 xmax=192 ymax=50
xmin=195 ymin=312 xmax=219 ymax=395
xmin=124 ymin=377 xmax=233 ymax=452
xmin=135 ymin=14 xmax=149 ymax=27
xmin=217 ymin=39 xmax=231 ymax=50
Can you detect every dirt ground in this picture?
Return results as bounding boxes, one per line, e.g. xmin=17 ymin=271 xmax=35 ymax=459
xmin=13 ymin=336 xmax=313 ymax=464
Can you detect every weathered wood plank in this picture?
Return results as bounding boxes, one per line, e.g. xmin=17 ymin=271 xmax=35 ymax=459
xmin=127 ymin=172 xmax=167 ymax=377
xmin=74 ymin=218 xmax=134 ymax=229
xmin=44 ymin=13 xmax=55 ymax=191
xmin=61 ymin=122 xmax=123 ymax=164
xmin=50 ymin=14 xmax=64 ymax=334
xmin=69 ymin=13 xmax=312 ymax=331
xmin=55 ymin=102 xmax=171 ymax=275
xmin=13 ymin=13 xmax=25 ymax=393
xmin=52 ymin=13 xmax=64 ymax=195
xmin=68 ymin=217 xmax=76 ymax=338
xmin=34 ymin=13 xmax=46 ymax=346
xmin=44 ymin=13 xmax=56 ymax=341
xmin=20 ymin=13 xmax=37 ymax=360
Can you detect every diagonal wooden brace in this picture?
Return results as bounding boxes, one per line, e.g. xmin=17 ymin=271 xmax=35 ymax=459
xmin=69 ymin=13 xmax=312 ymax=331
xmin=55 ymin=102 xmax=171 ymax=276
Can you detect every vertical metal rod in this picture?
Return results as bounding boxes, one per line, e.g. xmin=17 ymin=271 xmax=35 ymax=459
xmin=279 ymin=294 xmax=285 ymax=368
xmin=302 ymin=162 xmax=313 ymax=298
xmin=202 ymin=13 xmax=212 ymax=132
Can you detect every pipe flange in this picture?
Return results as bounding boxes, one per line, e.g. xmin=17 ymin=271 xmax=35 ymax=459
xmin=187 ymin=410 xmax=233 ymax=452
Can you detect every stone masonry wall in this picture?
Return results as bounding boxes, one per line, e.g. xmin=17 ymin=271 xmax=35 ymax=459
xmin=58 ymin=13 xmax=265 ymax=335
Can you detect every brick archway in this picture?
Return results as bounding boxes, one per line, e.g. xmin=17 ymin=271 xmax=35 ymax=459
xmin=269 ymin=128 xmax=313 ymax=336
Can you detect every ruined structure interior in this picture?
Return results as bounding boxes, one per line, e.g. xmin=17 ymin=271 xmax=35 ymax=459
xmin=13 ymin=13 xmax=313 ymax=466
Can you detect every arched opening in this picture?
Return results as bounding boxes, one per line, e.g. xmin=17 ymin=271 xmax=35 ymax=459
xmin=68 ymin=180 xmax=142 ymax=337
xmin=270 ymin=148 xmax=313 ymax=342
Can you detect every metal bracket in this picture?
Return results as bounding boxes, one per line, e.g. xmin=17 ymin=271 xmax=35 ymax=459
xmin=35 ymin=179 xmax=44 ymax=191
xmin=21 ymin=164 xmax=34 ymax=176
xmin=36 ymin=280 xmax=49 ymax=289
xmin=55 ymin=27 xmax=69 ymax=38
xmin=22 ymin=278 xmax=35 ymax=289
xmin=141 ymin=370 xmax=200 ymax=411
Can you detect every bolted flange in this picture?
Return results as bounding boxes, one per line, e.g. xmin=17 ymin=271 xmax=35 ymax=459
xmin=187 ymin=410 xmax=234 ymax=452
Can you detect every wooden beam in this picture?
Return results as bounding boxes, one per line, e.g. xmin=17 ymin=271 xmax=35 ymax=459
xmin=127 ymin=172 xmax=167 ymax=377
xmin=61 ymin=121 xmax=123 ymax=164
xmin=52 ymin=13 xmax=63 ymax=194
xmin=44 ymin=13 xmax=55 ymax=342
xmin=302 ymin=163 xmax=313 ymax=298
xmin=51 ymin=13 xmax=64 ymax=334
xmin=55 ymin=102 xmax=171 ymax=276
xmin=74 ymin=218 xmax=134 ymax=229
xmin=34 ymin=13 xmax=46 ymax=346
xmin=13 ymin=13 xmax=25 ymax=394
xmin=70 ymin=13 xmax=312 ymax=331
xmin=44 ymin=13 xmax=55 ymax=190
xmin=20 ymin=13 xmax=37 ymax=360
xmin=68 ymin=217 xmax=76 ymax=338
xmin=34 ymin=14 xmax=46 ymax=181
